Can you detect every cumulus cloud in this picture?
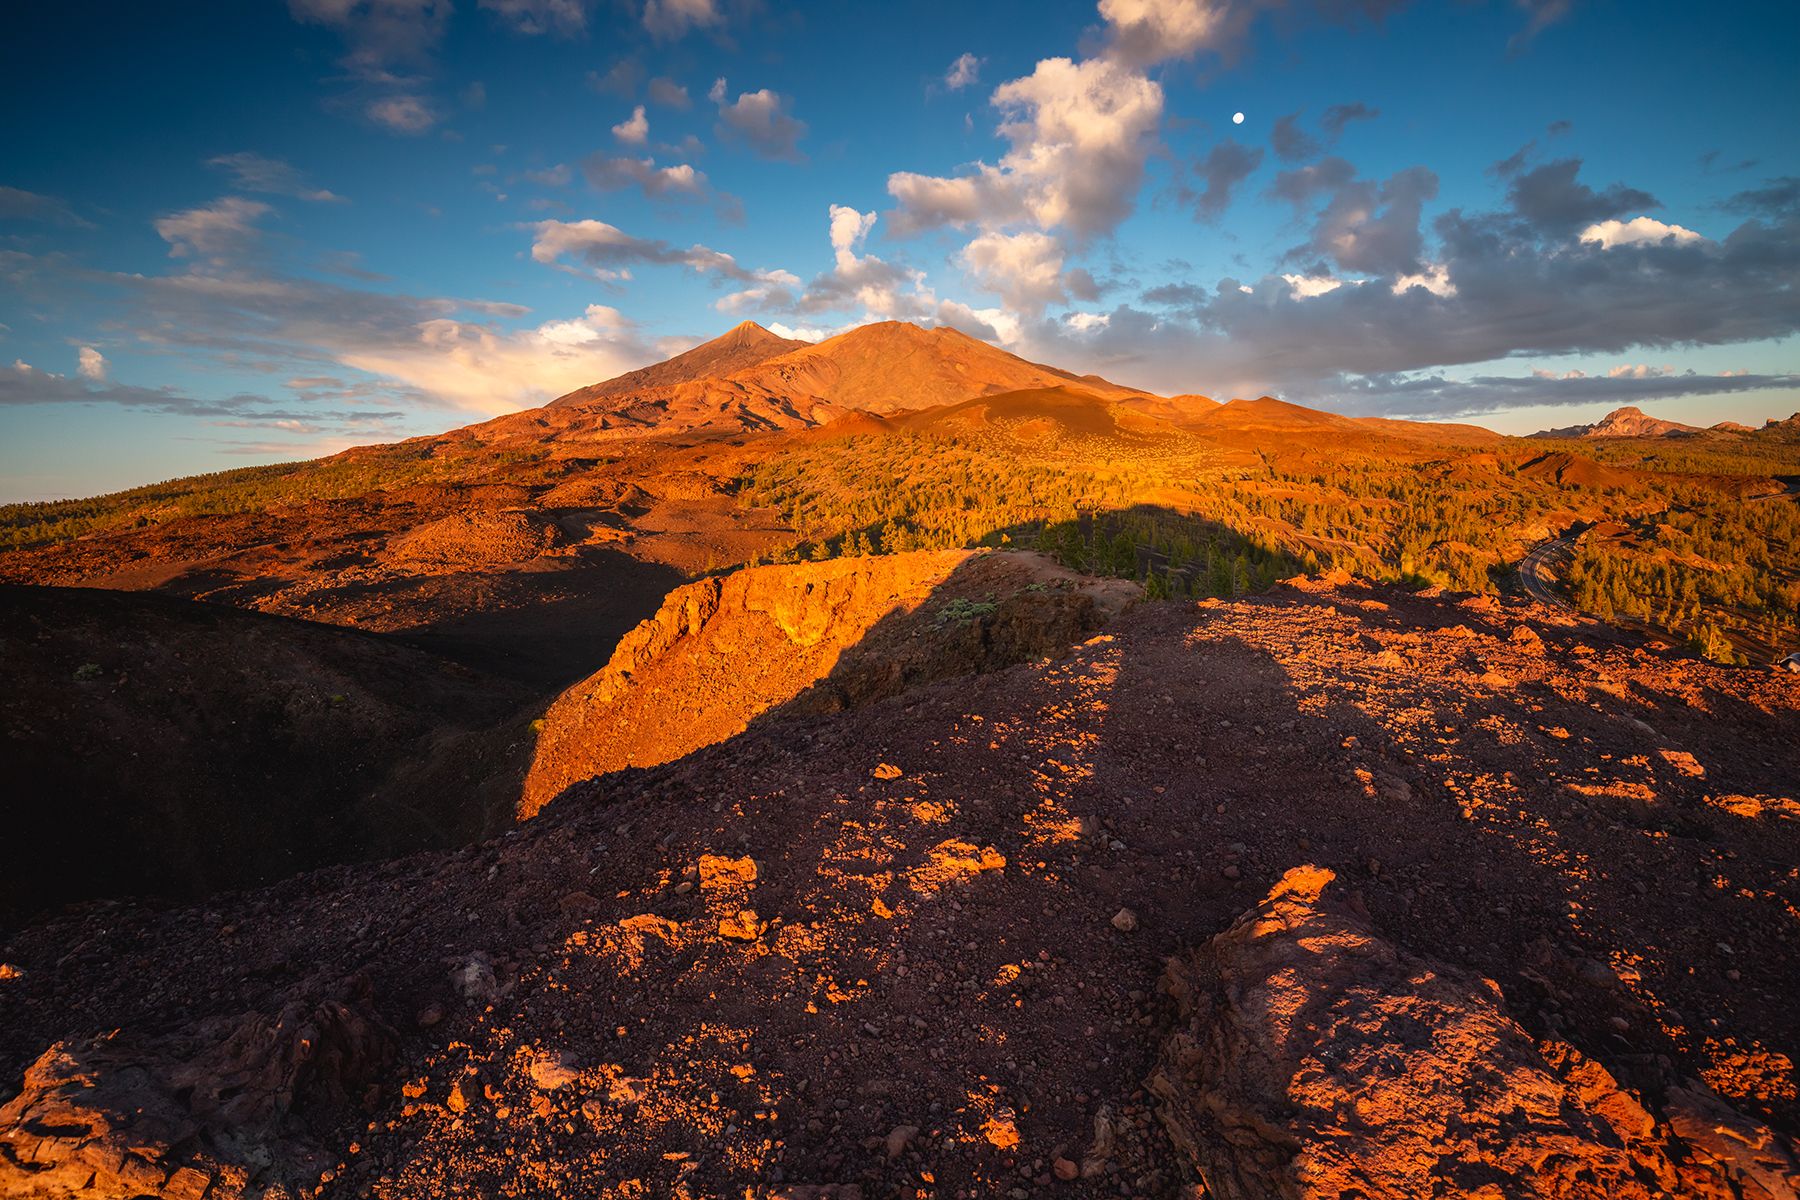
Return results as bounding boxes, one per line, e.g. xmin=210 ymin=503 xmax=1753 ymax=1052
xmin=77 ymin=346 xmax=107 ymax=381
xmin=1271 ymin=113 xmax=1320 ymax=163
xmin=1298 ymin=165 xmax=1439 ymax=275
xmin=648 ymin=77 xmax=691 ymax=108
xmin=944 ymin=53 xmax=983 ymax=90
xmin=1320 ymin=102 xmax=1379 ymax=139
xmin=587 ymin=59 xmax=643 ymax=97
xmin=1578 ymin=216 xmax=1704 ymax=249
xmin=643 ymin=0 xmax=721 ymax=40
xmin=580 ymin=154 xmax=708 ymax=202
xmin=1036 ymin=171 xmax=1800 ymax=414
xmin=612 ymin=105 xmax=649 ymax=145
xmin=206 ymin=153 xmax=344 ymax=203
xmin=1099 ymin=0 xmax=1408 ymax=67
xmin=713 ymin=207 xmax=986 ymax=331
xmin=154 ymin=197 xmax=271 ymax=261
xmin=959 ymin=230 xmax=1081 ymax=316
xmin=478 ymin=0 xmax=589 ymax=36
xmin=890 ymin=55 xmax=1162 ymax=239
xmin=1281 ymin=272 xmax=1347 ymax=298
xmin=711 ymin=82 xmax=807 ymax=162
xmin=1186 ymin=139 xmax=1263 ymax=221
xmin=1506 ymin=158 xmax=1656 ymax=234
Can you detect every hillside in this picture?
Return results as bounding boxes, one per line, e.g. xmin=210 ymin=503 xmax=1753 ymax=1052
xmin=548 ymin=321 xmax=809 ymax=408
xmin=0 ymin=584 xmax=536 ymax=918
xmin=3 ymin=570 xmax=1797 ymax=1197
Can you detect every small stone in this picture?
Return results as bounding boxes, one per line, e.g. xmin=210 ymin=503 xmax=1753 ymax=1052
xmin=1221 ymin=864 xmax=1241 ymax=880
xmin=529 ymin=1050 xmax=583 ymax=1091
xmin=885 ymin=1124 xmax=919 ymax=1159
xmin=1608 ymin=1016 xmax=1631 ymax=1032
xmin=416 ymin=1003 xmax=444 ymax=1029
xmin=872 ymin=763 xmax=903 ymax=780
xmin=719 ymin=908 xmax=765 ymax=941
xmin=699 ymin=855 xmax=759 ymax=891
xmin=1111 ymin=908 xmax=1139 ymax=933
xmin=1053 ymin=1157 xmax=1080 ymax=1182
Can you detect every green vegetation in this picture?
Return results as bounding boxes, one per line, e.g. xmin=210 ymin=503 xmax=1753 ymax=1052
xmin=739 ymin=421 xmax=1800 ymax=659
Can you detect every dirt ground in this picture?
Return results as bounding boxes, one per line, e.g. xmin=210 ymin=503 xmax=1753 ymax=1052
xmin=2 ymin=574 xmax=1795 ymax=1198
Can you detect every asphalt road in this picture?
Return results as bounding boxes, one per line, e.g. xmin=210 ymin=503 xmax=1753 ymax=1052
xmin=1517 ymin=533 xmax=1577 ymax=610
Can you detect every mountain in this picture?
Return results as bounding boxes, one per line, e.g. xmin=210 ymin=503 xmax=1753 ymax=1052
xmin=536 ymin=320 xmax=1156 ymax=437
xmin=720 ymin=320 xmax=1152 ymax=413
xmin=1529 ymin=406 xmax=1704 ymax=439
xmin=548 ymin=321 xmax=808 ymax=409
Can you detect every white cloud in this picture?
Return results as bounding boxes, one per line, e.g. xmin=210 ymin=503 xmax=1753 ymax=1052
xmin=712 ymin=82 xmax=807 ymax=161
xmin=1098 ymin=0 xmax=1241 ymax=66
xmin=945 ymin=53 xmax=983 ymax=90
xmin=366 ymin=94 xmax=438 ymax=135
xmin=829 ymin=205 xmax=879 ymax=267
xmin=1606 ymin=363 xmax=1674 ymax=379
xmin=1064 ymin=311 xmax=1110 ymax=333
xmin=612 ymin=105 xmax=649 ymax=145
xmin=765 ymin=322 xmax=839 ymax=342
xmin=960 ymin=230 xmax=1073 ymax=316
xmin=1390 ymin=261 xmax=1456 ymax=297
xmin=154 ymin=197 xmax=271 ymax=261
xmin=889 ymin=54 xmax=1162 ymax=238
xmin=339 ymin=306 xmax=653 ymax=414
xmin=580 ymin=155 xmax=706 ymax=199
xmin=528 ymin=218 xmax=768 ymax=283
xmin=1578 ymin=216 xmax=1705 ymax=249
xmin=1281 ymin=273 xmax=1347 ymax=299
xmin=642 ymin=0 xmax=721 ymax=40
xmin=77 ymin=347 xmax=107 ymax=381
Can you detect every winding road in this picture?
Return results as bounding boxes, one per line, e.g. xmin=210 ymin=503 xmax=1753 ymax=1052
xmin=1516 ymin=532 xmax=1578 ymax=611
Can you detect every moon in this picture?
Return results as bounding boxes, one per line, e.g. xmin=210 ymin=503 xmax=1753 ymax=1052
xmin=1232 ymin=111 xmax=1245 ymax=124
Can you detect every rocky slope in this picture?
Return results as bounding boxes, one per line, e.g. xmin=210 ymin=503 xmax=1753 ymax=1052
xmin=3 ymin=574 xmax=1797 ymax=1198
xmin=549 ymin=321 xmax=809 ymax=408
xmin=521 ymin=550 xmax=1137 ymax=816
xmin=528 ymin=321 xmax=1157 ymax=439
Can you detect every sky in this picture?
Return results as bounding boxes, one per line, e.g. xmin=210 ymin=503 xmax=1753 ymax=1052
xmin=2 ymin=0 xmax=1798 ymax=501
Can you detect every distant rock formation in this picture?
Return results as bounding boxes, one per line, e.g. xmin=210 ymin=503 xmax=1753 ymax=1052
xmin=1530 ymin=405 xmax=1704 ymax=439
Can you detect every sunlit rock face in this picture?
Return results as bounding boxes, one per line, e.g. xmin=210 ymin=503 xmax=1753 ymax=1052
xmin=520 ymin=548 xmax=1134 ymax=814
xmin=1150 ymin=865 xmax=1800 ymax=1200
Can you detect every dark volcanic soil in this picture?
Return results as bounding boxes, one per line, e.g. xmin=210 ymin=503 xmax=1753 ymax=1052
xmin=0 ymin=585 xmax=538 ymax=919
xmin=2 ymin=576 xmax=1796 ymax=1197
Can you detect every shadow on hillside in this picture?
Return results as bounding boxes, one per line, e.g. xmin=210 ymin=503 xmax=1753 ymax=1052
xmin=6 ymin=537 xmax=1799 ymax=1197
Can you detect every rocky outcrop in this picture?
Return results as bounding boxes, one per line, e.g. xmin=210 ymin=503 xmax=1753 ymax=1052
xmin=519 ymin=549 xmax=1134 ymax=814
xmin=1150 ymin=865 xmax=1800 ymax=1199
xmin=1530 ymin=406 xmax=1703 ymax=439
xmin=0 ymin=979 xmax=393 ymax=1199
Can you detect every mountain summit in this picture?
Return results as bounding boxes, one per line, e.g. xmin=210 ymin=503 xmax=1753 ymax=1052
xmin=1529 ymin=405 xmax=1704 ymax=439
xmin=541 ymin=319 xmax=1154 ymax=435
xmin=549 ymin=321 xmax=808 ymax=408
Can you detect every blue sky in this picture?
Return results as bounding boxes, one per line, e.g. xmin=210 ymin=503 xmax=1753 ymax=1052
xmin=2 ymin=0 xmax=1798 ymax=500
